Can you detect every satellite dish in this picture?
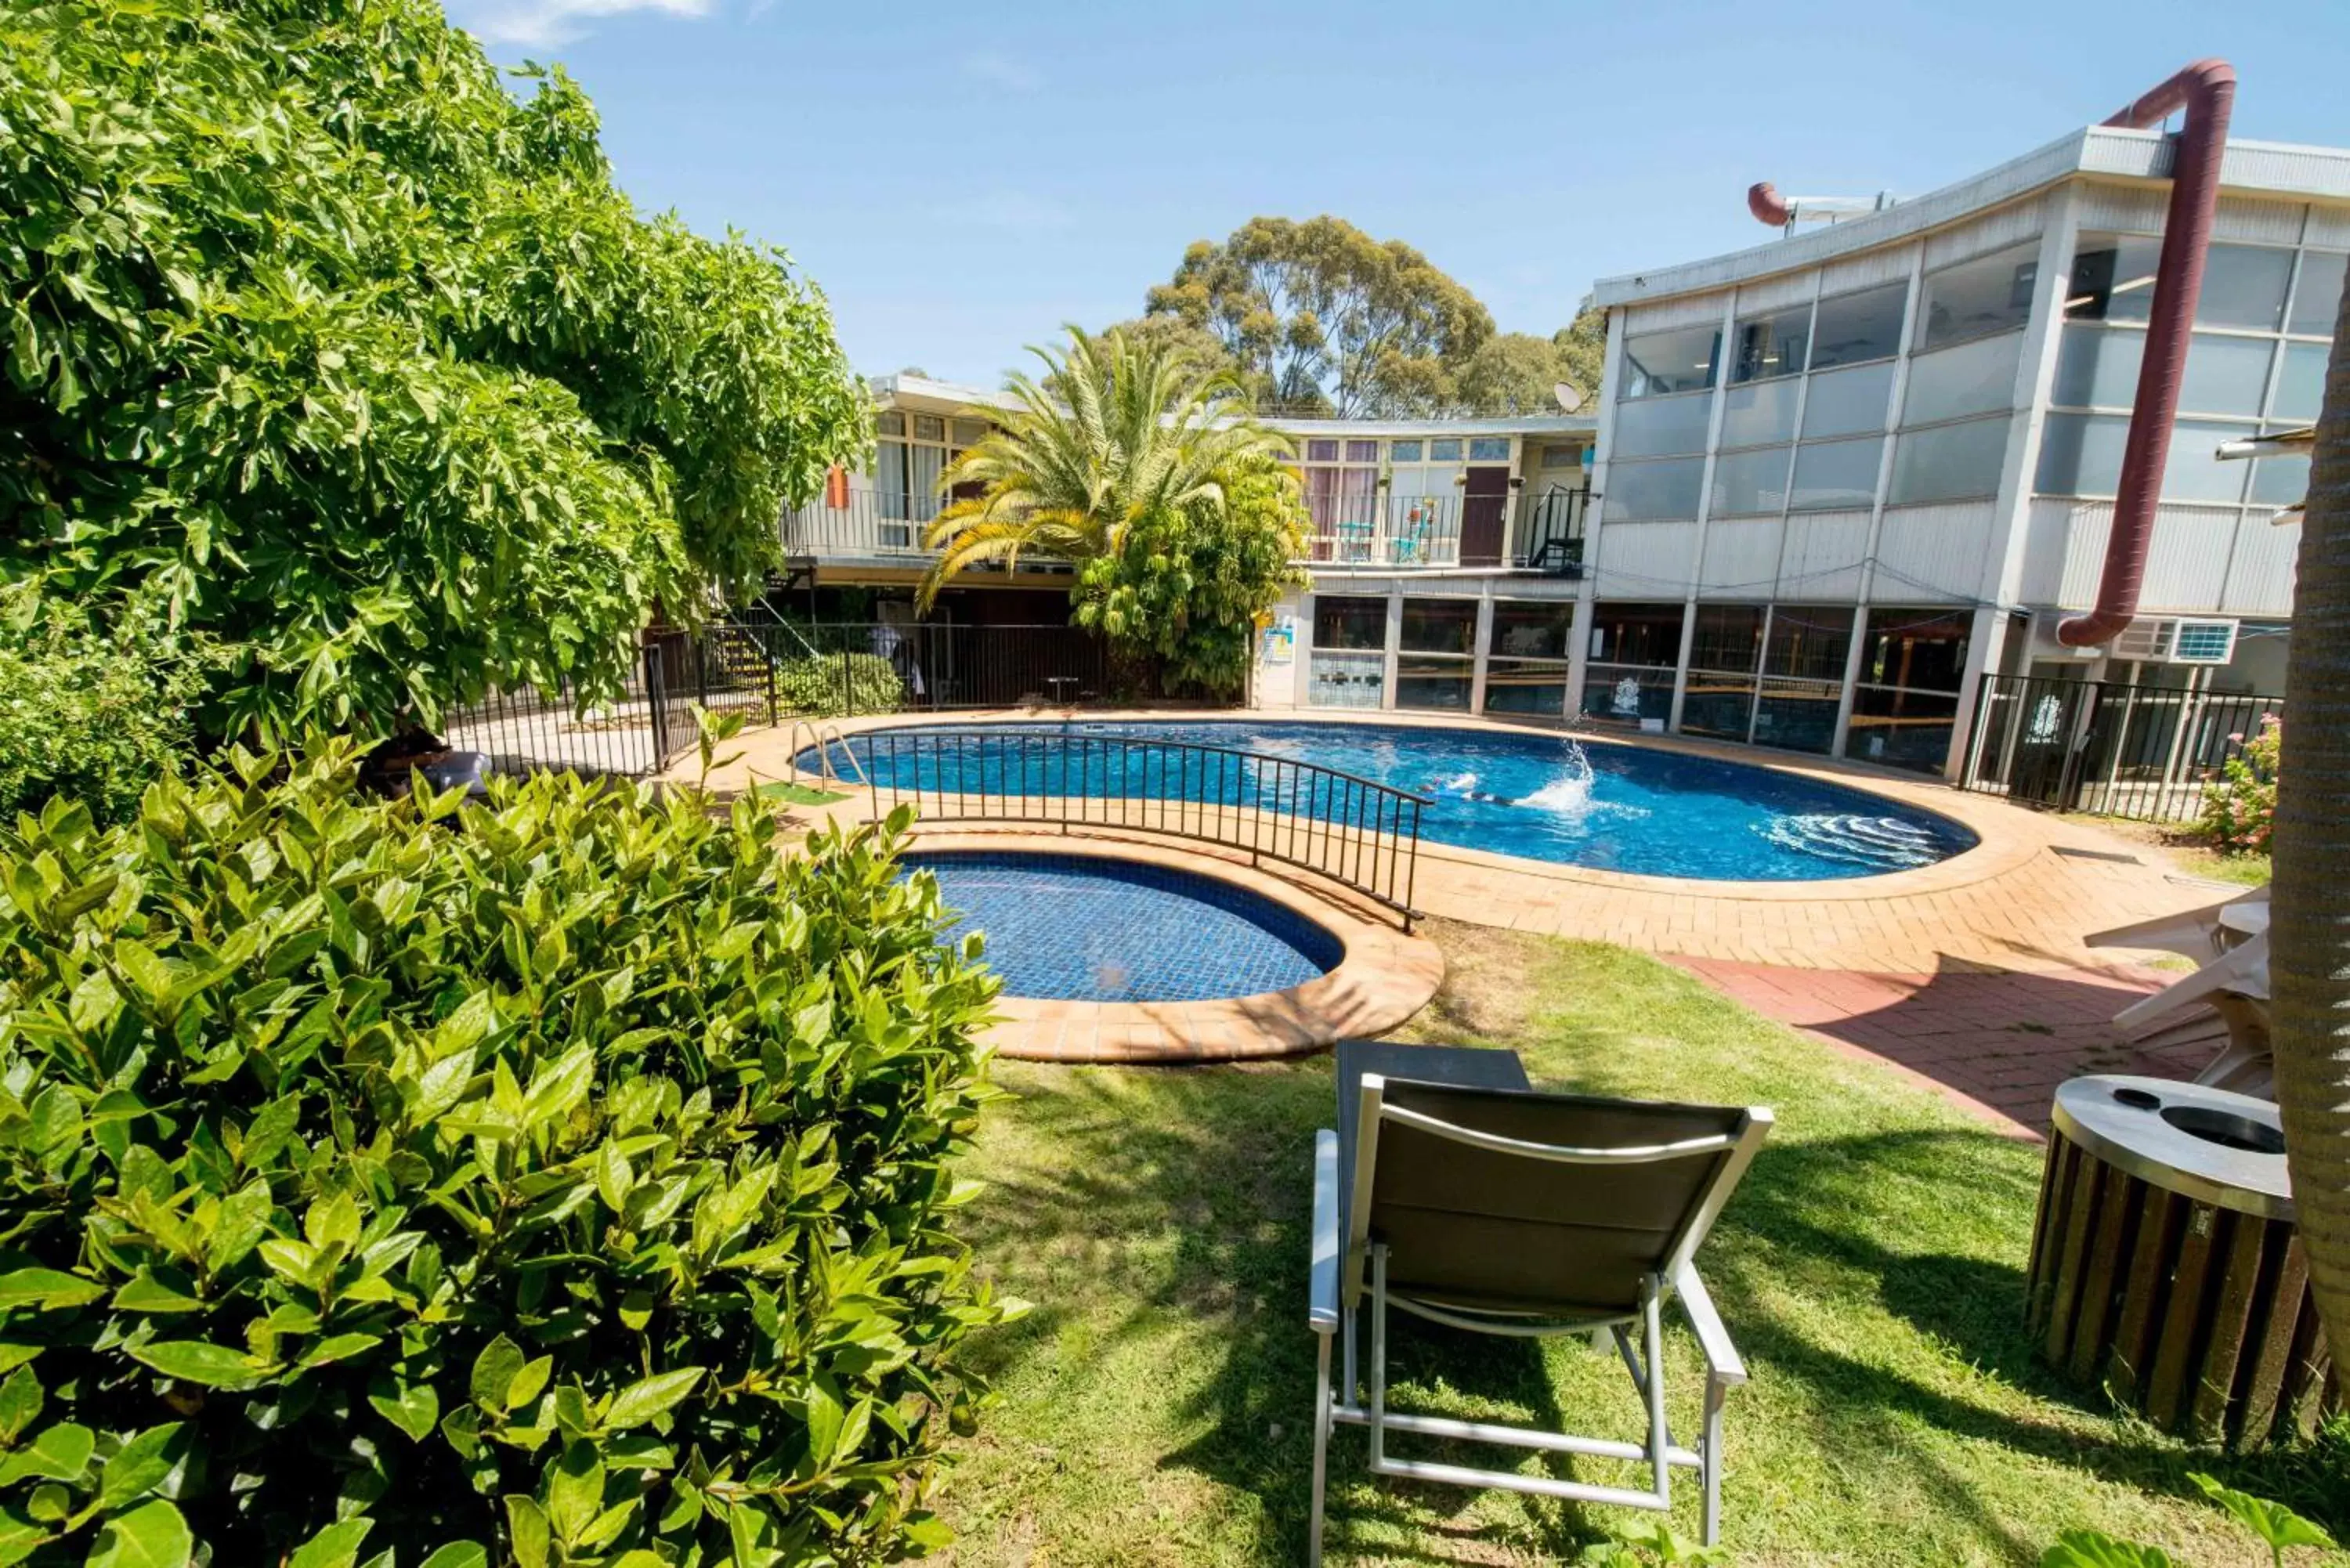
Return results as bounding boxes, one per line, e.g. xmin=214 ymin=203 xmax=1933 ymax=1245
xmin=1553 ymin=381 xmax=1585 ymax=414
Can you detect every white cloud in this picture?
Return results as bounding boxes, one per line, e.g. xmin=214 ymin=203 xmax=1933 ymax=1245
xmin=446 ymin=0 xmax=713 ymax=49
xmin=940 ymin=189 xmax=1076 ymax=233
xmin=960 ymin=49 xmax=1043 ymax=93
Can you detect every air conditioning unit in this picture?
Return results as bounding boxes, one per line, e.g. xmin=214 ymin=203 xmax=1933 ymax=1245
xmin=2112 ymin=616 xmax=2239 ymax=665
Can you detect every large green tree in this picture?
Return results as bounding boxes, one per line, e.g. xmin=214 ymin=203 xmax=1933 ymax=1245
xmin=1141 ymin=216 xmax=1493 ymax=417
xmin=0 ymin=0 xmax=867 ymax=741
xmin=920 ymin=327 xmax=1304 ymax=695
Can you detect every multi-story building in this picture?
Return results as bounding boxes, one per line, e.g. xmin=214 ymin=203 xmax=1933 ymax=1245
xmin=1549 ymin=96 xmax=2344 ymax=780
xmin=782 ymin=373 xmax=1600 ymax=709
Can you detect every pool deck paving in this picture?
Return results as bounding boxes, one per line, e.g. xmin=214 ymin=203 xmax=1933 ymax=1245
xmin=691 ymin=707 xmax=2238 ymax=1109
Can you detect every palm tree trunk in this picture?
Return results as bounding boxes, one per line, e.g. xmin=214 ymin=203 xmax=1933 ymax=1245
xmin=2271 ymin=284 xmax=2350 ymax=1353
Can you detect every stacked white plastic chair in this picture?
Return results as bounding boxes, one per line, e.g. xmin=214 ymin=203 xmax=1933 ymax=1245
xmin=2087 ymin=885 xmax=2271 ymax=1097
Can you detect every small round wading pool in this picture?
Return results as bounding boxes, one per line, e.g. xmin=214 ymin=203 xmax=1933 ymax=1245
xmin=901 ymin=850 xmax=1344 ymax=1003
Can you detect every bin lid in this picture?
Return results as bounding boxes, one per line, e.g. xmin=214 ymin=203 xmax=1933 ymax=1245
xmin=2051 ymin=1075 xmax=2291 ymax=1221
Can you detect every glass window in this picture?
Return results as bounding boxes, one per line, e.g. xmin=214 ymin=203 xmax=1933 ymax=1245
xmin=2052 ymin=324 xmax=2142 ymax=408
xmin=1709 ymin=446 xmax=1793 ymax=516
xmin=1752 ymin=677 xmax=1842 ymax=753
xmin=1490 ymin=600 xmax=1573 ymax=660
xmin=1388 ymin=439 xmax=1423 ymax=462
xmin=1860 ymin=607 xmax=1971 ymax=691
xmin=1396 ymin=656 xmax=1473 ymax=711
xmin=1731 ymin=305 xmax=1810 ymax=383
xmin=1846 ymin=687 xmax=1961 ymax=772
xmin=1606 ymin=457 xmax=1705 ymax=521
xmin=2251 ymin=450 xmax=2312 ymax=505
xmin=874 ymin=410 xmax=906 ymax=436
xmin=2162 ymin=419 xmax=2252 ymax=503
xmin=2197 ymin=244 xmax=2293 ymax=332
xmin=1766 ymin=605 xmax=1853 ymax=681
xmin=1305 ymin=439 xmax=1340 ymax=462
xmin=1622 ymin=323 xmax=1722 ymax=398
xmin=1588 ymin=602 xmax=1684 ymax=668
xmin=1811 ymin=284 xmax=1907 ymax=368
xmin=1538 ymin=443 xmax=1583 ymax=469
xmin=1484 ymin=661 xmax=1569 ymax=717
xmin=1582 ymin=664 xmax=1675 ymax=724
xmin=1308 ymin=649 xmax=1384 ymax=709
xmin=2288 ymin=251 xmax=2348 ymax=338
xmin=1789 ymin=437 xmax=1884 ymax=511
xmin=1688 ymin=604 xmax=1764 ymax=672
xmin=2182 ymin=334 xmax=2275 ymax=417
xmin=1802 ymin=361 xmax=1895 ymax=438
xmin=1902 ymin=331 xmax=2021 ymax=426
xmin=1345 ymin=439 xmax=1379 ymax=463
xmin=912 ymin=414 xmax=945 ymax=442
xmin=1918 ymin=243 xmax=2039 ymax=349
xmin=2035 ymin=412 xmax=2127 ymax=497
xmin=2066 ymin=234 xmax=2164 ymax=322
xmin=1890 ymin=416 xmax=2009 ymax=504
xmin=1399 ymin=599 xmax=1477 ymax=654
xmin=2272 ymin=341 xmax=2327 ymax=421
xmin=1611 ymin=391 xmax=1713 ymax=457
xmin=949 ymin=418 xmax=989 ymax=446
xmin=1313 ymin=595 xmax=1386 ymax=651
xmin=1720 ymin=377 xmax=1800 ymax=447
xmin=1467 ymin=436 xmax=1511 ymax=461
xmin=1429 ymin=438 xmax=1463 ymax=461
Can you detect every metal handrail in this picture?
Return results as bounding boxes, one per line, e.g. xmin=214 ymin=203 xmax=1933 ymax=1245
xmin=852 ymin=727 xmax=1430 ymax=928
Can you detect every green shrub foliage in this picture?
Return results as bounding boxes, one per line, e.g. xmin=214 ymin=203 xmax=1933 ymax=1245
xmin=0 ymin=587 xmax=218 ymax=826
xmin=0 ymin=746 xmax=1009 ymax=1565
xmin=2200 ymin=714 xmax=2279 ymax=855
xmin=773 ymin=655 xmax=905 ymax=720
xmin=0 ymin=0 xmax=869 ymax=741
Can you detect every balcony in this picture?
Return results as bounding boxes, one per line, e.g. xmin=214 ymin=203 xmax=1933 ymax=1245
xmin=783 ymin=484 xmax=1587 ymax=578
xmin=1300 ymin=489 xmax=1587 ymax=576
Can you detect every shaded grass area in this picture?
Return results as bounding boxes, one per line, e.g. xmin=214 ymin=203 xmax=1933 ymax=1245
xmin=2055 ymin=813 xmax=2272 ymax=890
xmin=753 ymin=779 xmax=849 ymax=806
xmin=938 ymin=922 xmax=2344 ymax=1566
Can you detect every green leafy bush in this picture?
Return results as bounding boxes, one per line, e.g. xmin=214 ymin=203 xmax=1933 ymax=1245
xmin=0 ymin=587 xmax=217 ymax=826
xmin=0 ymin=745 xmax=1009 ymax=1565
xmin=2201 ymin=714 xmax=2280 ymax=854
xmin=775 ymin=654 xmax=904 ymax=719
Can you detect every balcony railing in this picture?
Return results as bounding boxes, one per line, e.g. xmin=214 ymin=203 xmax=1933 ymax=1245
xmin=783 ymin=484 xmax=1587 ymax=576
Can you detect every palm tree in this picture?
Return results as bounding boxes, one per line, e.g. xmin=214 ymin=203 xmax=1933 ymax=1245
xmin=2271 ymin=287 xmax=2350 ymax=1353
xmin=915 ymin=327 xmax=1292 ymax=607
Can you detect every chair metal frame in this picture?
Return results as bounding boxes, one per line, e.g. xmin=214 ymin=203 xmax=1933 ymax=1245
xmin=1307 ymin=1073 xmax=1772 ymax=1564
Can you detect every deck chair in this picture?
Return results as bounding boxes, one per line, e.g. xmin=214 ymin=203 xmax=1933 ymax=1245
xmin=1307 ymin=1042 xmax=1772 ymax=1562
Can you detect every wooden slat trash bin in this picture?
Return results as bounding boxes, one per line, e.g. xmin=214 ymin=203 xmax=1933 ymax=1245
xmin=2026 ymin=1075 xmax=2333 ymax=1447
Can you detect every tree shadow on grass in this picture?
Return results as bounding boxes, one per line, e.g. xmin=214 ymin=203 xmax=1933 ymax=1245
xmin=953 ymin=1062 xmax=2346 ymax=1567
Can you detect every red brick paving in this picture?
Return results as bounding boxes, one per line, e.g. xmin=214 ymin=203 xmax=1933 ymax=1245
xmin=1667 ymin=956 xmax=2215 ymax=1139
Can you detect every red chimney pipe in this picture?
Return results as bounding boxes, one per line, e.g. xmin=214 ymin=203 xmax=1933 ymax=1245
xmin=2056 ymin=60 xmax=2236 ymax=647
xmin=1748 ymin=182 xmax=1792 ymax=228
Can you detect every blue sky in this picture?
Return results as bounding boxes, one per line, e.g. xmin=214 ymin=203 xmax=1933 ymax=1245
xmin=443 ymin=0 xmax=2350 ymax=389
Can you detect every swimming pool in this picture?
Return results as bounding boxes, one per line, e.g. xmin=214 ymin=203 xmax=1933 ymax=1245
xmin=903 ymin=851 xmax=1343 ymax=1002
xmin=823 ymin=721 xmax=1978 ymax=881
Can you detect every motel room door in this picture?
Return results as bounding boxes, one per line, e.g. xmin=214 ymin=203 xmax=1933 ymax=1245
xmin=1459 ymin=466 xmax=1509 ymax=566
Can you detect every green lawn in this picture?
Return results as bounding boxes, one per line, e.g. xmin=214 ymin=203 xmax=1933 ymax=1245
xmin=935 ymin=923 xmax=2345 ymax=1566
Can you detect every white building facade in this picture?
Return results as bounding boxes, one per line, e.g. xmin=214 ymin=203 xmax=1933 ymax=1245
xmin=1549 ymin=123 xmax=2350 ymax=779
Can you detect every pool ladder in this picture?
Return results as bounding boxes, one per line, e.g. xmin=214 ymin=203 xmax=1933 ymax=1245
xmin=783 ymin=719 xmax=869 ymax=791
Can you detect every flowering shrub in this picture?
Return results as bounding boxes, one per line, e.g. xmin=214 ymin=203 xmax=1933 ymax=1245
xmin=2201 ymin=714 xmax=2280 ymax=854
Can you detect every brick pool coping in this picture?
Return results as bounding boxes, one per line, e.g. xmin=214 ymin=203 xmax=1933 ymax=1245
xmin=701 ymin=706 xmax=2227 ymax=977
xmin=898 ymin=829 xmax=1443 ymax=1064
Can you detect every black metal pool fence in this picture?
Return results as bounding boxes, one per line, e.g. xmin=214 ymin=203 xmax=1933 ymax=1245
xmin=439 ymin=620 xmax=1123 ymax=777
xmin=1960 ymin=673 xmax=2282 ymax=826
xmin=842 ymin=726 xmax=1430 ymax=927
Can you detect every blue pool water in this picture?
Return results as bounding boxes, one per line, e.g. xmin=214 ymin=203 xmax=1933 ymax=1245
xmin=826 ymin=721 xmax=1978 ymax=881
xmin=903 ymin=851 xmax=1343 ymax=1001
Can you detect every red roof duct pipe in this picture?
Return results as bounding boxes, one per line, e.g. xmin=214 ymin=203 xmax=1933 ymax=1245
xmin=2056 ymin=60 xmax=2237 ymax=647
xmin=1748 ymin=182 xmax=1793 ymax=228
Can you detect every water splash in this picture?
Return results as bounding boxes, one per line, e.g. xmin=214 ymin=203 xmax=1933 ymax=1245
xmin=1514 ymin=738 xmax=1644 ymax=821
xmin=1756 ymin=814 xmax=1947 ymax=870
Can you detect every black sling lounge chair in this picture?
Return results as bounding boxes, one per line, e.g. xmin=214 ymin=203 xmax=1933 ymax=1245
xmin=1307 ymin=1042 xmax=1772 ymax=1562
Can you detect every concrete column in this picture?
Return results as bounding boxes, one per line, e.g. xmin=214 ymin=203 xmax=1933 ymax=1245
xmin=1469 ymin=592 xmax=1496 ymax=714
xmin=1381 ymin=587 xmax=1403 ymax=710
xmin=1831 ymin=603 xmax=1870 ymax=757
xmin=1565 ymin=594 xmax=1596 ymax=721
